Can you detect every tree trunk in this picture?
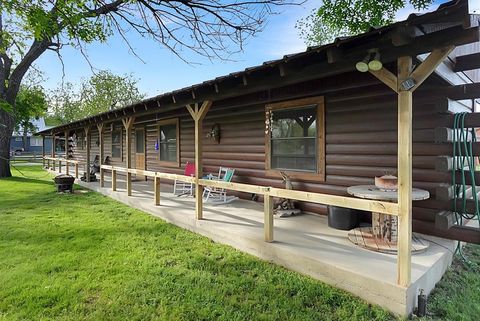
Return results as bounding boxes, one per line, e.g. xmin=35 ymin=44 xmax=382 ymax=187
xmin=0 ymin=108 xmax=14 ymax=178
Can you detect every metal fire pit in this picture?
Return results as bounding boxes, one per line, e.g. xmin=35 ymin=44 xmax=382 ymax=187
xmin=54 ymin=174 xmax=75 ymax=193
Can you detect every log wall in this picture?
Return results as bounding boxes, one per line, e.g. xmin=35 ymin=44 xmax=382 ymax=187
xmin=65 ymin=71 xmax=478 ymax=242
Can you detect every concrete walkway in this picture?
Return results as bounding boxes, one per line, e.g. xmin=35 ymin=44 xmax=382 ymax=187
xmin=59 ymin=170 xmax=454 ymax=316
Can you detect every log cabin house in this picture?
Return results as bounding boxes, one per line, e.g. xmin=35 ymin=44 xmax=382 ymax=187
xmin=38 ymin=0 xmax=480 ymax=316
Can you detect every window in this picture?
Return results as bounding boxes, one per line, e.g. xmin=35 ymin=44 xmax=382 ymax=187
xmin=158 ymin=118 xmax=179 ymax=166
xmin=136 ymin=129 xmax=145 ymax=153
xmin=30 ymin=136 xmax=43 ymax=147
xmin=111 ymin=129 xmax=122 ymax=159
xmin=265 ymin=96 xmax=325 ymax=180
xmin=75 ymin=132 xmax=84 ymax=150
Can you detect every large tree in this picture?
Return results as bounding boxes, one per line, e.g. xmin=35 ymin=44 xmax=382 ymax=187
xmin=50 ymin=70 xmax=144 ymax=123
xmin=297 ymin=0 xmax=435 ymax=46
xmin=0 ymin=0 xmax=293 ymax=178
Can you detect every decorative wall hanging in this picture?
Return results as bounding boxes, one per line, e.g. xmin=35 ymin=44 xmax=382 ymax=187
xmin=206 ymin=123 xmax=221 ymax=143
xmin=265 ymin=109 xmax=273 ymax=134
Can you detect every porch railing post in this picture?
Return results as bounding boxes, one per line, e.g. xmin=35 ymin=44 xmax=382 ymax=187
xmin=264 ymin=193 xmax=274 ymax=242
xmin=75 ymin=163 xmax=78 ymax=178
xmin=112 ymin=169 xmax=117 ymax=191
xmin=154 ymin=176 xmax=160 ymax=205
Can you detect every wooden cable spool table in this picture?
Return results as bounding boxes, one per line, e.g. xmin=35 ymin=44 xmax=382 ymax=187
xmin=346 ymin=185 xmax=430 ymax=254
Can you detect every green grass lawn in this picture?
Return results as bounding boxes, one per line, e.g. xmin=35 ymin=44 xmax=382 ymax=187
xmin=421 ymin=244 xmax=480 ymax=321
xmin=0 ymin=166 xmax=478 ymax=321
xmin=0 ymin=166 xmax=393 ymax=321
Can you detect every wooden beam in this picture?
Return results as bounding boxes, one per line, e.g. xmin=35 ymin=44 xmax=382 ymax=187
xmin=198 ymin=100 xmax=212 ymax=122
xmin=397 ymin=55 xmax=413 ymax=288
xmin=435 ymin=211 xmax=456 ymax=230
xmin=369 ymin=67 xmax=398 ymax=92
xmin=434 ymin=98 xmax=472 ymax=114
xmin=269 ymin=188 xmax=398 ymax=215
xmin=186 ymin=104 xmax=196 ymax=121
xmin=198 ymin=179 xmax=269 ymax=195
xmin=410 ymin=46 xmax=455 ymax=91
xmin=453 ymin=52 xmax=480 ymax=72
xmin=85 ymin=126 xmax=91 ymax=182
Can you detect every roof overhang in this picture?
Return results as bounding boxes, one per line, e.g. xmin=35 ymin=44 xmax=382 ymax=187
xmin=39 ymin=0 xmax=480 ymax=136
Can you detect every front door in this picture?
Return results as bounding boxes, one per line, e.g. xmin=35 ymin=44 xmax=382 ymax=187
xmin=135 ymin=128 xmax=146 ymax=180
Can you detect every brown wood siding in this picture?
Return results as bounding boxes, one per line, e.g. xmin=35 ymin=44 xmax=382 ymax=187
xmin=65 ymin=74 xmax=476 ymax=241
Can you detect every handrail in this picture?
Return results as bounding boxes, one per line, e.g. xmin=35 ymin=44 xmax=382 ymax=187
xmin=269 ymin=187 xmax=398 ymax=216
xmin=100 ymin=165 xmax=195 ymax=184
xmin=99 ymin=164 xmax=397 ymax=216
xmin=43 ymin=156 xmax=79 ymax=164
xmin=198 ymin=178 xmax=270 ymax=195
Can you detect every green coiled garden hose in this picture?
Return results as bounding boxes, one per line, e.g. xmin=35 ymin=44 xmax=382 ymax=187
xmin=452 ymin=113 xmax=479 ymax=263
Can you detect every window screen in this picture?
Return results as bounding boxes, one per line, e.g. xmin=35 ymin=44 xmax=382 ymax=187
xmin=112 ymin=129 xmax=122 ymax=158
xmin=270 ymin=105 xmax=317 ymax=172
xmin=159 ymin=123 xmax=177 ymax=162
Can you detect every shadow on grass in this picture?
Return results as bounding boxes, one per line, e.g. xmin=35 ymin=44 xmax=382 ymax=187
xmin=3 ymin=176 xmax=54 ymax=186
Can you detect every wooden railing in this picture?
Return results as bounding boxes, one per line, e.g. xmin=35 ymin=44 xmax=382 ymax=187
xmin=44 ymin=156 xmax=80 ymax=178
xmin=100 ymin=164 xmax=398 ymax=243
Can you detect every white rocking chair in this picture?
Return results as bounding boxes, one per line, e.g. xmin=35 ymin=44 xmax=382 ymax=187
xmin=203 ymin=167 xmax=236 ymax=203
xmin=173 ymin=162 xmax=195 ymax=196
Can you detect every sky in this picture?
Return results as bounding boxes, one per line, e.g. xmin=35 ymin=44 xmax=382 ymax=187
xmin=34 ymin=0 xmax=441 ymax=98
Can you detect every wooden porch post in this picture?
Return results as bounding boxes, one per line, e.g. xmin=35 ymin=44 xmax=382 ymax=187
xmin=186 ymin=101 xmax=212 ymax=220
xmin=122 ymin=117 xmax=135 ymax=196
xmin=97 ymin=123 xmax=105 ymax=187
xmin=64 ymin=130 xmax=69 ymax=175
xmin=368 ymin=46 xmax=454 ymax=287
xmin=52 ymin=134 xmax=56 ymax=171
xmin=397 ymin=56 xmax=413 ymax=287
xmin=85 ymin=126 xmax=91 ymax=182
xmin=41 ymin=135 xmax=45 ymax=168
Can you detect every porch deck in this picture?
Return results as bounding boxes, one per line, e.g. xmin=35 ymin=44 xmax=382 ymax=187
xmin=67 ymin=170 xmax=454 ymax=316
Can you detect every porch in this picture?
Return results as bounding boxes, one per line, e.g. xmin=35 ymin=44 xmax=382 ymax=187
xmin=48 ymin=165 xmax=455 ymax=316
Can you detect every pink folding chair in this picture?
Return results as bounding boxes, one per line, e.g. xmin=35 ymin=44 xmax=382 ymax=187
xmin=174 ymin=162 xmax=195 ymax=196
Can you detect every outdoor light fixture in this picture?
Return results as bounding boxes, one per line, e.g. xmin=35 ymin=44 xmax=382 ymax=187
xmin=355 ymin=49 xmax=383 ymax=72
xmin=400 ymin=77 xmax=417 ymax=91
xmin=368 ymin=50 xmax=383 ymax=71
xmin=355 ymin=53 xmax=370 ymax=73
